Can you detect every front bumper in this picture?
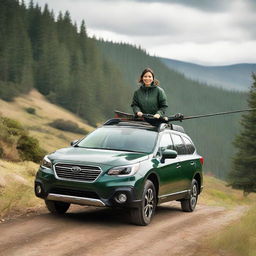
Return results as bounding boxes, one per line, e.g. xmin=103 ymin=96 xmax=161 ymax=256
xmin=46 ymin=193 xmax=106 ymax=207
xmin=35 ymin=166 xmax=142 ymax=208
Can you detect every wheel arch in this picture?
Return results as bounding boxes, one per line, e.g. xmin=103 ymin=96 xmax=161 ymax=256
xmin=193 ymin=172 xmax=202 ymax=194
xmin=146 ymin=172 xmax=160 ymax=204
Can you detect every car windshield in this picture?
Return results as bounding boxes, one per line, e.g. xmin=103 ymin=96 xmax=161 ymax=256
xmin=77 ymin=127 xmax=157 ymax=153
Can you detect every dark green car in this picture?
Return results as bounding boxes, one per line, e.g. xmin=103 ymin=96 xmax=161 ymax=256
xmin=35 ymin=119 xmax=204 ymax=225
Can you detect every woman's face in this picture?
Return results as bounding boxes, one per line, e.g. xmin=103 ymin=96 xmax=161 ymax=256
xmin=142 ymin=72 xmax=153 ymax=86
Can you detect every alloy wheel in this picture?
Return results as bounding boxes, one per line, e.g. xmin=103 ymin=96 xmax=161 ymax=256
xmin=144 ymin=188 xmax=154 ymax=220
xmin=190 ymin=184 xmax=198 ymax=209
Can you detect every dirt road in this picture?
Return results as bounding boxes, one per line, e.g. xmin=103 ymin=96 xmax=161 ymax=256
xmin=0 ymin=202 xmax=246 ymax=256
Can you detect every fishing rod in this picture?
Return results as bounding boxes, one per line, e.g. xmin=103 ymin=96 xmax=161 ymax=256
xmin=114 ymin=108 xmax=256 ymax=125
xmin=168 ymin=108 xmax=256 ymax=122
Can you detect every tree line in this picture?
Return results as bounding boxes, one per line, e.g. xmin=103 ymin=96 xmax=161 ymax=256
xmin=0 ymin=0 xmax=131 ymax=125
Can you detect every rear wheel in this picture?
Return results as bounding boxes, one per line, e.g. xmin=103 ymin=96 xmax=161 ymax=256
xmin=130 ymin=180 xmax=156 ymax=226
xmin=181 ymin=179 xmax=198 ymax=212
xmin=45 ymin=200 xmax=70 ymax=214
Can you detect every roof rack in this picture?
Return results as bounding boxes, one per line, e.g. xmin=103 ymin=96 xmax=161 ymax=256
xmin=104 ymin=118 xmax=156 ymax=128
xmin=103 ymin=118 xmax=185 ymax=133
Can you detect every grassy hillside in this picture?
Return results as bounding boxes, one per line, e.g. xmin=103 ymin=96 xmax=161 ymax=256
xmin=205 ymin=205 xmax=256 ymax=256
xmin=200 ymin=175 xmax=256 ymax=207
xmin=0 ymin=90 xmax=94 ymax=219
xmin=0 ymin=160 xmax=42 ymax=219
xmin=0 ymin=89 xmax=93 ymax=154
xmin=199 ymin=177 xmax=255 ymax=256
xmin=192 ymin=175 xmax=256 ymax=256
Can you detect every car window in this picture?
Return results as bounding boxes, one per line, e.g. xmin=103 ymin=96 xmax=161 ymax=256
xmin=171 ymin=134 xmax=186 ymax=155
xmin=159 ymin=133 xmax=173 ymax=150
xmin=182 ymin=136 xmax=195 ymax=154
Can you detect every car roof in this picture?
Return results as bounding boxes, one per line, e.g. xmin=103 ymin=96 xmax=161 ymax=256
xmin=103 ymin=118 xmax=186 ymax=134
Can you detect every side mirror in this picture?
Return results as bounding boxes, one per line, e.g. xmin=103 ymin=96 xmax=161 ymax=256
xmin=71 ymin=139 xmax=79 ymax=146
xmin=161 ymin=149 xmax=177 ymax=163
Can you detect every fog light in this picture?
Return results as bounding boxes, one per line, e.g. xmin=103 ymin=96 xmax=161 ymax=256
xmin=115 ymin=193 xmax=127 ymax=203
xmin=36 ymin=184 xmax=42 ymax=195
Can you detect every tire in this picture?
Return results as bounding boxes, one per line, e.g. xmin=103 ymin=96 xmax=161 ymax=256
xmin=181 ymin=179 xmax=198 ymax=212
xmin=130 ymin=180 xmax=156 ymax=226
xmin=45 ymin=200 xmax=70 ymax=215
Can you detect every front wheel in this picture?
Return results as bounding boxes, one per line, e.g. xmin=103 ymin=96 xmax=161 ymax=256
xmin=181 ymin=179 xmax=198 ymax=212
xmin=45 ymin=200 xmax=70 ymax=215
xmin=130 ymin=180 xmax=156 ymax=226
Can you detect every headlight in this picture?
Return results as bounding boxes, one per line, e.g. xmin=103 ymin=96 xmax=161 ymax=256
xmin=108 ymin=163 xmax=140 ymax=176
xmin=41 ymin=155 xmax=52 ymax=169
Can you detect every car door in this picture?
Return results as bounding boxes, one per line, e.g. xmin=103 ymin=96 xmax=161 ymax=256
xmin=157 ymin=132 xmax=183 ymax=196
xmin=171 ymin=133 xmax=196 ymax=190
xmin=180 ymin=135 xmax=197 ymax=189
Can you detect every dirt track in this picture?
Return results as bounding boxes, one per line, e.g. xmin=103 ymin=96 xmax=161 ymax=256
xmin=0 ymin=202 xmax=246 ymax=256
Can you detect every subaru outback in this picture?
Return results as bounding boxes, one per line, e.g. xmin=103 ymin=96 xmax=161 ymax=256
xmin=35 ymin=118 xmax=203 ymax=225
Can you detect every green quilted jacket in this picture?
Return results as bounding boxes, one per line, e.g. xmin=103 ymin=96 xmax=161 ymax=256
xmin=131 ymin=84 xmax=168 ymax=116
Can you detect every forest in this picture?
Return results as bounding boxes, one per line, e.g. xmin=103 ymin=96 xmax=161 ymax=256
xmin=0 ymin=0 xmax=131 ymax=124
xmin=0 ymin=0 xmax=249 ymax=179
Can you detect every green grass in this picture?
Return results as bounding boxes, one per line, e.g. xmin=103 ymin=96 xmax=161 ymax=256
xmin=200 ymin=175 xmax=255 ymax=208
xmin=196 ymin=204 xmax=256 ymax=256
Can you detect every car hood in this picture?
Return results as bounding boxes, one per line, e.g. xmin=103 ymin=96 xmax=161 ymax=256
xmin=49 ymin=147 xmax=149 ymax=168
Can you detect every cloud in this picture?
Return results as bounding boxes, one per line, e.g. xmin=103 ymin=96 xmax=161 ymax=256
xmin=149 ymin=41 xmax=256 ymax=65
xmin=125 ymin=0 xmax=231 ymax=12
xmin=27 ymin=0 xmax=256 ymax=64
xmin=80 ymin=0 xmax=255 ymax=43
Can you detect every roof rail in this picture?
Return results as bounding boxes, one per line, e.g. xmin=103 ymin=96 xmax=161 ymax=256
xmin=103 ymin=118 xmax=121 ymax=125
xmin=104 ymin=118 xmax=156 ymax=128
xmin=158 ymin=123 xmax=168 ymax=132
xmin=171 ymin=124 xmax=185 ymax=133
xmin=103 ymin=118 xmax=185 ymax=133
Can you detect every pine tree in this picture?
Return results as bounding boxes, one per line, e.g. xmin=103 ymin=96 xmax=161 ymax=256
xmin=228 ymin=73 xmax=256 ymax=195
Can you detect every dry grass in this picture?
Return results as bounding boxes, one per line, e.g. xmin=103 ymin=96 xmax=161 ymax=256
xmin=0 ymin=89 xmax=93 ymax=130
xmin=0 ymin=89 xmax=94 ymax=153
xmin=0 ymin=159 xmax=42 ymax=219
xmin=195 ymin=204 xmax=256 ymax=256
xmin=0 ymin=89 xmax=96 ymax=219
xmin=194 ymin=175 xmax=256 ymax=256
xmin=200 ymin=175 xmax=256 ymax=208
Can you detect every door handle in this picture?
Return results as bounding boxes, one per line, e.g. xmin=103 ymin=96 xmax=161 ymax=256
xmin=176 ymin=163 xmax=181 ymax=168
xmin=190 ymin=161 xmax=195 ymax=166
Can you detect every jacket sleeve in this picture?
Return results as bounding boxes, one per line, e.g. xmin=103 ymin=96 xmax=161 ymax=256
xmin=156 ymin=88 xmax=168 ymax=116
xmin=131 ymin=91 xmax=141 ymax=114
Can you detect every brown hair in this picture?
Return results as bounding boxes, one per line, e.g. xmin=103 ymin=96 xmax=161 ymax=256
xmin=138 ymin=68 xmax=159 ymax=85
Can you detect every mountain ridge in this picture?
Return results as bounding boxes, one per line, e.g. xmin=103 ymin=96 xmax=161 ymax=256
xmin=160 ymin=57 xmax=256 ymax=91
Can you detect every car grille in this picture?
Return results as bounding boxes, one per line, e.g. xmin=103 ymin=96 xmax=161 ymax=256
xmin=49 ymin=187 xmax=100 ymax=199
xmin=54 ymin=163 xmax=102 ymax=182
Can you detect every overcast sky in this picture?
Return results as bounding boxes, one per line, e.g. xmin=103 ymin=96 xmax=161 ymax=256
xmin=25 ymin=0 xmax=256 ymax=65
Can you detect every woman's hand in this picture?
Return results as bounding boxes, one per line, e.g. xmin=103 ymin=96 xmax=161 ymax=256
xmin=137 ymin=111 xmax=143 ymax=117
xmin=153 ymin=114 xmax=160 ymax=119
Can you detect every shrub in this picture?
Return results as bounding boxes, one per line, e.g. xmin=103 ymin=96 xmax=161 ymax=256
xmin=1 ymin=117 xmax=26 ymax=136
xmin=16 ymin=135 xmax=46 ymax=163
xmin=25 ymin=107 xmax=36 ymax=115
xmin=49 ymin=119 xmax=87 ymax=134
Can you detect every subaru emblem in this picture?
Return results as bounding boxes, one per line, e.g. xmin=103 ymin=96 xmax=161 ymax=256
xmin=71 ymin=166 xmax=81 ymax=174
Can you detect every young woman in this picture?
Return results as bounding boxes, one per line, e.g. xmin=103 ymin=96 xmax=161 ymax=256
xmin=131 ymin=68 xmax=168 ymax=119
